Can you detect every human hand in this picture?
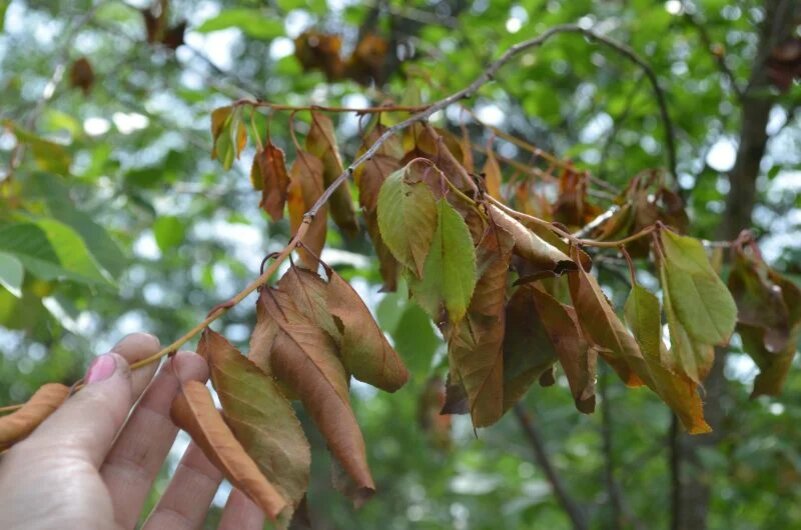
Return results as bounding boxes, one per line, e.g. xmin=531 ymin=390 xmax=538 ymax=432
xmin=0 ymin=333 xmax=266 ymax=530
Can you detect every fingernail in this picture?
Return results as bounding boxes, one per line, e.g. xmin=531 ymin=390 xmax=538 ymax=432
xmin=86 ymin=354 xmax=117 ymax=384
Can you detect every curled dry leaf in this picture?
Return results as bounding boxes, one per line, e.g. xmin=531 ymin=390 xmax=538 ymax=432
xmin=0 ymin=383 xmax=70 ymax=450
xmin=69 ymin=57 xmax=94 ymax=95
xmin=199 ymin=329 xmax=311 ymax=513
xmin=447 ymin=222 xmax=513 ymax=427
xmin=170 ymin=380 xmax=287 ymax=520
xmin=482 ymin=144 xmax=502 ymax=200
xmin=305 ymin=111 xmax=357 ymax=236
xmin=287 ymin=151 xmax=327 ymax=269
xmin=488 ymin=205 xmax=577 ymax=280
xmin=253 ymin=142 xmax=290 ymax=221
xmin=355 ymin=125 xmax=403 ymax=291
xmin=323 ymin=263 xmax=409 ymax=392
xmin=257 ymin=288 xmax=376 ymax=503
xmin=530 ymin=287 xmax=596 ymax=414
xmin=568 ymin=245 xmax=648 ymax=387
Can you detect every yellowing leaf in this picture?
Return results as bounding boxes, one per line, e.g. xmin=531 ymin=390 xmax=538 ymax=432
xmin=410 ymin=199 xmax=477 ymax=323
xmin=253 ymin=142 xmax=290 ymax=221
xmin=323 ymin=263 xmax=409 ymax=392
xmin=377 ymin=160 xmax=438 ymax=278
xmin=447 ymin=223 xmax=513 ymax=427
xmin=0 ymin=383 xmax=69 ymax=450
xmin=257 ymin=288 xmax=375 ymax=503
xmin=199 ymin=329 xmax=311 ymax=512
xmin=170 ymin=380 xmax=287 ymax=519
xmin=568 ymin=245 xmax=648 ymax=387
xmin=660 ymin=230 xmax=736 ymax=345
xmin=624 ymin=284 xmax=711 ymax=434
xmin=305 ymin=111 xmax=357 ymax=235
xmin=287 ymin=151 xmax=327 ymax=269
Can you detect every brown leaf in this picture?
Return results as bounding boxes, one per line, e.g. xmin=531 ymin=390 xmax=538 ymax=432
xmin=568 ymin=245 xmax=648 ymax=387
xmin=305 ymin=112 xmax=357 ymax=236
xmin=69 ymin=57 xmax=94 ymax=95
xmin=199 ymin=329 xmax=311 ymax=512
xmin=502 ymin=286 xmax=558 ymax=411
xmin=0 ymin=383 xmax=70 ymax=450
xmin=287 ymin=151 xmax=327 ymax=269
xmin=488 ymin=205 xmax=577 ymax=279
xmin=440 ymin=370 xmax=469 ymax=415
xmin=257 ymin=288 xmax=375 ymax=503
xmin=530 ymin=287 xmax=596 ymax=413
xmin=728 ymin=247 xmax=791 ymax=353
xmin=344 ymin=33 xmax=389 ymax=85
xmin=294 ymin=31 xmax=345 ymax=81
xmin=482 ymin=145 xmax=502 ymax=200
xmin=355 ymin=125 xmax=403 ymax=290
xmin=170 ymin=380 xmax=287 ymax=519
xmin=553 ymin=166 xmax=601 ymax=227
xmin=323 ymin=263 xmax=409 ymax=392
xmin=447 ymin=222 xmax=514 ymax=427
xmin=253 ymin=142 xmax=290 ymax=221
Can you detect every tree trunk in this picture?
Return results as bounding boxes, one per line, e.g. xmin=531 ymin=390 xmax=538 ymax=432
xmin=672 ymin=2 xmax=797 ymax=529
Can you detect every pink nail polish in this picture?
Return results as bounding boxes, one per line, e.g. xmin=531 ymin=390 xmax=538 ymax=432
xmin=86 ymin=354 xmax=117 ymax=384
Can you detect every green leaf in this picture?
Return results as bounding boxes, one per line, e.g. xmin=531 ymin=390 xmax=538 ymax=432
xmin=5 ymin=121 xmax=71 ymax=174
xmin=0 ymin=252 xmax=23 ymax=297
xmin=22 ymin=172 xmax=126 ymax=278
xmin=196 ymin=9 xmax=284 ymax=40
xmin=660 ymin=263 xmax=715 ymax=384
xmin=199 ymin=329 xmax=310 ymax=517
xmin=153 ymin=216 xmax=187 ymax=252
xmin=660 ymin=230 xmax=736 ymax=345
xmin=377 ymin=162 xmax=438 ymax=277
xmin=410 ymin=199 xmax=477 ymax=323
xmin=0 ymin=221 xmax=107 ymax=285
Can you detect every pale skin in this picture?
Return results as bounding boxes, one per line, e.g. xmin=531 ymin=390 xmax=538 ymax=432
xmin=0 ymin=333 xmax=265 ymax=530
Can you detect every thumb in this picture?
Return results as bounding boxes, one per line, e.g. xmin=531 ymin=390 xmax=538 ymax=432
xmin=15 ymin=353 xmax=135 ymax=468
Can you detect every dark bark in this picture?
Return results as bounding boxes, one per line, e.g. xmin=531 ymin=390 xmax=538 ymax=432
xmin=514 ymin=404 xmax=588 ymax=530
xmin=672 ymin=2 xmax=798 ymax=529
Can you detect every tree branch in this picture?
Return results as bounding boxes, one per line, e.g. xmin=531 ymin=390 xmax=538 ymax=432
xmin=514 ymin=404 xmax=588 ymax=530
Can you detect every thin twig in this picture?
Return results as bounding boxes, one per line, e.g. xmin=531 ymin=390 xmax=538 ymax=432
xmin=514 ymin=404 xmax=588 ymax=530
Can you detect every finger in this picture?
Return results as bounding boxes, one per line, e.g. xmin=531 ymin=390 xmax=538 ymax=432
xmin=142 ymin=443 xmax=223 ymax=530
xmin=12 ymin=352 xmax=134 ymax=467
xmin=218 ymin=489 xmax=265 ymax=530
xmin=101 ymin=351 xmax=209 ymax=530
xmin=110 ymin=332 xmax=162 ymax=399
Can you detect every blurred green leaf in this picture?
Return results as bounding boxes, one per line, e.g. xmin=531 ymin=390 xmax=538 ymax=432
xmin=0 ymin=251 xmax=23 ymax=297
xmin=153 ymin=216 xmax=187 ymax=252
xmin=196 ymin=9 xmax=284 ymax=40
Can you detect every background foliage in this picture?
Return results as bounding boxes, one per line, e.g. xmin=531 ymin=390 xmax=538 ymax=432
xmin=1 ymin=0 xmax=800 ymax=528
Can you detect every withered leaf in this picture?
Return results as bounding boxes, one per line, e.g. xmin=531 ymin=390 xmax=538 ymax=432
xmin=482 ymin=145 xmax=502 ymax=200
xmin=502 ymin=285 xmax=558 ymax=412
xmin=199 ymin=329 xmax=311 ymax=512
xmin=489 ymin=205 xmax=577 ymax=280
xmin=287 ymin=151 xmax=327 ymax=269
xmin=530 ymin=287 xmax=596 ymax=413
xmin=170 ymin=380 xmax=287 ymax=519
xmin=0 ymin=383 xmax=70 ymax=450
xmin=447 ymin=223 xmax=514 ymax=427
xmin=305 ymin=111 xmax=357 ymax=236
xmin=253 ymin=142 xmax=290 ymax=221
xmin=69 ymin=57 xmax=94 ymax=95
xmin=323 ymin=263 xmax=409 ymax=392
xmin=568 ymin=245 xmax=648 ymax=387
xmin=258 ymin=288 xmax=375 ymax=503
xmin=355 ymin=125 xmax=403 ymax=290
